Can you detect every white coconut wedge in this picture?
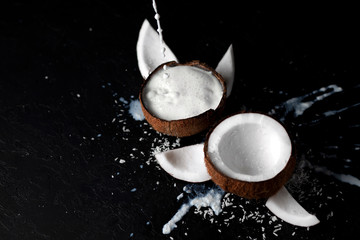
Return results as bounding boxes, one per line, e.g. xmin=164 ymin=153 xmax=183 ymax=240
xmin=139 ymin=61 xmax=226 ymax=137
xmin=136 ymin=19 xmax=178 ymax=79
xmin=266 ymin=186 xmax=320 ymax=227
xmin=204 ymin=113 xmax=296 ymax=199
xmin=155 ymin=143 xmax=211 ymax=182
xmin=216 ymin=44 xmax=235 ymax=98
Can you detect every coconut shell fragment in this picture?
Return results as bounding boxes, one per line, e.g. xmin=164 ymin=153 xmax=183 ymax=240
xmin=139 ymin=61 xmax=226 ymax=137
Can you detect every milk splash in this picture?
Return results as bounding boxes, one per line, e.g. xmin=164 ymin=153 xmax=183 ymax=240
xmin=162 ymin=184 xmax=224 ymax=234
xmin=117 ymin=97 xmax=145 ymax=121
xmin=269 ymin=84 xmax=343 ymax=122
xmin=313 ymin=164 xmax=360 ymax=187
xmin=129 ymin=99 xmax=145 ymax=121
xmin=269 ymin=84 xmax=360 ymax=187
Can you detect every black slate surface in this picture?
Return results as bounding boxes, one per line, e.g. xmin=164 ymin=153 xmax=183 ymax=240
xmin=1 ymin=1 xmax=359 ymax=239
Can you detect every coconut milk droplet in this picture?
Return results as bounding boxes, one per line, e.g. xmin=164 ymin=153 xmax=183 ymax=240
xmin=163 ymin=72 xmax=169 ymax=79
xmin=163 ymin=65 xmax=170 ymax=79
xmin=161 ymin=47 xmax=166 ymax=56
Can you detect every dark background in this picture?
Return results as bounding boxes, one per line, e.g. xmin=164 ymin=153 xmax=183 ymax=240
xmin=0 ymin=0 xmax=359 ymax=239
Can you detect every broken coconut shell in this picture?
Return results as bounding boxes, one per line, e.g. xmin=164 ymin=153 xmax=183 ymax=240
xmin=204 ymin=112 xmax=296 ymax=199
xmin=139 ymin=61 xmax=227 ymax=137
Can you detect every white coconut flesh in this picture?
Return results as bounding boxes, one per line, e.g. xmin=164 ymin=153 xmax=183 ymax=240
xmin=207 ymin=113 xmax=292 ymax=182
xmin=155 ymin=143 xmax=211 ymax=183
xmin=215 ymin=44 xmax=235 ymax=98
xmin=142 ymin=65 xmax=224 ymax=121
xmin=136 ymin=19 xmax=178 ymax=79
xmin=266 ymin=186 xmax=320 ymax=227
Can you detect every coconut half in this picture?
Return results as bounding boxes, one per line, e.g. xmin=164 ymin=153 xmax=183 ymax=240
xmin=266 ymin=186 xmax=320 ymax=227
xmin=139 ymin=61 xmax=226 ymax=137
xmin=155 ymin=143 xmax=211 ymax=182
xmin=204 ymin=113 xmax=296 ymax=199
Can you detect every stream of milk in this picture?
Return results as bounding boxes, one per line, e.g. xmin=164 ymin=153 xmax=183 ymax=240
xmin=152 ymin=0 xmax=166 ymax=58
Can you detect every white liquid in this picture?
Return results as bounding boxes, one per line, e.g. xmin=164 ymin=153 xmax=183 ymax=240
xmin=152 ymin=0 xmax=166 ymax=58
xmin=313 ymin=165 xmax=360 ymax=187
xmin=142 ymin=65 xmax=223 ymax=121
xmin=162 ymin=187 xmax=224 ymax=234
xmin=269 ymin=84 xmax=343 ymax=121
xmin=129 ymin=99 xmax=145 ymax=121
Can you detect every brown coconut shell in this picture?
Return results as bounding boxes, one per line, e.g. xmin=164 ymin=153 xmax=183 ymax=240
xmin=203 ymin=113 xmax=296 ymax=199
xmin=139 ymin=61 xmax=227 ymax=137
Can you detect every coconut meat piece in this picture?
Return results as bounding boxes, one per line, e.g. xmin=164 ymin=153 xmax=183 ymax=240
xmin=136 ymin=19 xmax=178 ymax=79
xmin=207 ymin=113 xmax=292 ymax=182
xmin=155 ymin=143 xmax=211 ymax=183
xmin=216 ymin=44 xmax=235 ymax=98
xmin=266 ymin=186 xmax=320 ymax=227
xmin=142 ymin=65 xmax=223 ymax=121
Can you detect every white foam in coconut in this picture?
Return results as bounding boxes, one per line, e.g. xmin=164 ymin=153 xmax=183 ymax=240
xmin=142 ymin=65 xmax=223 ymax=121
xmin=155 ymin=143 xmax=211 ymax=183
xmin=266 ymin=186 xmax=320 ymax=227
xmin=207 ymin=113 xmax=292 ymax=182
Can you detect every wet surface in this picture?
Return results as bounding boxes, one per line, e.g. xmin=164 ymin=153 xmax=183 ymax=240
xmin=1 ymin=1 xmax=359 ymax=239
